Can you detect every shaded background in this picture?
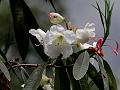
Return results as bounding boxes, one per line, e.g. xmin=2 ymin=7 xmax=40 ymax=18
xmin=0 ymin=0 xmax=120 ymax=88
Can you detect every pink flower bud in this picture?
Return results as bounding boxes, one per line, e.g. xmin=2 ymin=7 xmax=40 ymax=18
xmin=48 ymin=12 xmax=65 ymax=24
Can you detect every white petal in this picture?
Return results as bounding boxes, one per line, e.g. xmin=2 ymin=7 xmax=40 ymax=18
xmin=29 ymin=29 xmax=46 ymax=43
xmin=82 ymin=43 xmax=92 ymax=49
xmin=76 ymin=30 xmax=89 ymax=43
xmin=37 ymin=29 xmax=46 ymax=38
xmin=64 ymin=30 xmax=76 ymax=44
xmin=50 ymin=24 xmax=65 ymax=33
xmin=44 ymin=44 xmax=61 ymax=59
xmin=61 ymin=44 xmax=73 ymax=59
xmin=85 ymin=23 xmax=95 ymax=31
xmin=44 ymin=31 xmax=54 ymax=44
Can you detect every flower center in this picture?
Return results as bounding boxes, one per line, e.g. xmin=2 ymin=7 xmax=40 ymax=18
xmin=54 ymin=35 xmax=65 ymax=45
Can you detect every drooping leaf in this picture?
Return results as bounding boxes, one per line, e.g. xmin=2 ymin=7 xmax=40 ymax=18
xmin=54 ymin=58 xmax=70 ymax=90
xmin=23 ymin=63 xmax=47 ymax=90
xmin=73 ymin=51 xmax=89 ymax=80
xmin=79 ymin=74 xmax=89 ymax=90
xmin=46 ymin=0 xmax=57 ymax=12
xmin=87 ymin=63 xmax=104 ymax=90
xmin=20 ymin=67 xmax=29 ymax=82
xmin=66 ymin=60 xmax=81 ymax=90
xmin=0 ymin=55 xmax=11 ymax=81
xmin=103 ymin=60 xmax=117 ymax=90
xmin=0 ymin=49 xmax=7 ymax=62
xmin=9 ymin=68 xmax=24 ymax=90
xmin=98 ymin=56 xmax=109 ymax=90
xmin=67 ymin=60 xmax=89 ymax=90
xmin=10 ymin=0 xmax=29 ymax=60
xmin=10 ymin=0 xmax=49 ymax=62
xmin=9 ymin=0 xmax=39 ymax=60
xmin=0 ymin=49 xmax=24 ymax=84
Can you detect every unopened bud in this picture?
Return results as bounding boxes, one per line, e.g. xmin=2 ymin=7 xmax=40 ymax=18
xmin=48 ymin=12 xmax=65 ymax=24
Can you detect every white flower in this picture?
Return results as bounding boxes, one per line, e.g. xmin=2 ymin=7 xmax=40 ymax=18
xmin=29 ymin=29 xmax=46 ymax=44
xmin=75 ymin=23 xmax=95 ymax=44
xmin=29 ymin=25 xmax=76 ymax=59
xmin=48 ymin=12 xmax=65 ymax=24
xmin=29 ymin=23 xmax=96 ymax=59
xmin=44 ymin=25 xmax=76 ymax=59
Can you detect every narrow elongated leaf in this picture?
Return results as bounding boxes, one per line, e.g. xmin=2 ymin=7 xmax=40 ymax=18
xmin=0 ymin=55 xmax=11 ymax=81
xmin=10 ymin=0 xmax=39 ymax=60
xmin=67 ymin=60 xmax=89 ymax=90
xmin=10 ymin=0 xmax=29 ymax=60
xmin=54 ymin=59 xmax=70 ymax=90
xmin=87 ymin=63 xmax=104 ymax=90
xmin=21 ymin=67 xmax=29 ymax=82
xmin=73 ymin=51 xmax=89 ymax=80
xmin=10 ymin=0 xmax=49 ymax=61
xmin=79 ymin=74 xmax=89 ymax=90
xmin=98 ymin=56 xmax=109 ymax=90
xmin=0 ymin=49 xmax=7 ymax=62
xmin=103 ymin=60 xmax=117 ymax=90
xmin=96 ymin=2 xmax=106 ymax=35
xmin=47 ymin=0 xmax=57 ymax=12
xmin=23 ymin=63 xmax=47 ymax=90
xmin=66 ymin=61 xmax=81 ymax=90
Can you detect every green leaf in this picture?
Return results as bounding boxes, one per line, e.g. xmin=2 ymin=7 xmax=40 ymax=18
xmin=10 ymin=0 xmax=29 ymax=60
xmin=10 ymin=0 xmax=49 ymax=62
xmin=46 ymin=0 xmax=57 ymax=12
xmin=73 ymin=51 xmax=89 ymax=80
xmin=54 ymin=59 xmax=70 ymax=90
xmin=20 ymin=67 xmax=29 ymax=82
xmin=98 ymin=56 xmax=109 ymax=90
xmin=96 ymin=1 xmax=106 ymax=34
xmin=79 ymin=74 xmax=89 ymax=90
xmin=0 ymin=55 xmax=11 ymax=81
xmin=66 ymin=60 xmax=81 ymax=90
xmin=23 ymin=63 xmax=47 ymax=90
xmin=9 ymin=0 xmax=49 ymax=61
xmin=103 ymin=60 xmax=117 ymax=90
xmin=9 ymin=68 xmax=24 ymax=90
xmin=0 ymin=49 xmax=7 ymax=62
xmin=9 ymin=0 xmax=39 ymax=60
xmin=87 ymin=63 xmax=104 ymax=90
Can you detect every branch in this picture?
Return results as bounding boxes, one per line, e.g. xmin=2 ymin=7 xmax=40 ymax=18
xmin=11 ymin=63 xmax=74 ymax=69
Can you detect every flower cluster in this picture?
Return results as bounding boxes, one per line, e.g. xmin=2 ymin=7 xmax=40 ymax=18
xmin=29 ymin=12 xmax=97 ymax=59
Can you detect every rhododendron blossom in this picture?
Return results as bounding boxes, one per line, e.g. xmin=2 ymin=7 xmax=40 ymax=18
xmin=29 ymin=24 xmax=76 ymax=59
xmin=75 ymin=23 xmax=95 ymax=44
xmin=29 ymin=12 xmax=97 ymax=59
xmin=29 ymin=22 xmax=96 ymax=59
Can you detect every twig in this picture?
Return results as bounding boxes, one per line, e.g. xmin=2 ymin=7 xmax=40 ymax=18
xmin=11 ymin=63 xmax=74 ymax=69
